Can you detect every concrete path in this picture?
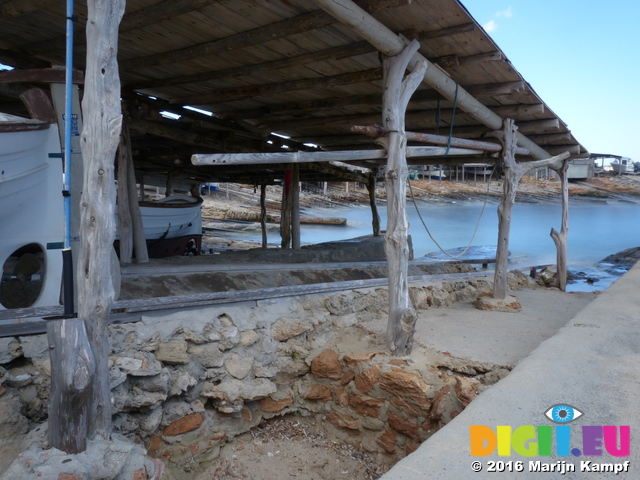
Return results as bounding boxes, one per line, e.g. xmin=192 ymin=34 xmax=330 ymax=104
xmin=381 ymin=264 xmax=640 ymax=479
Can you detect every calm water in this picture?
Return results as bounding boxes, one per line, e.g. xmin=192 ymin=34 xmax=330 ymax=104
xmin=223 ymin=199 xmax=640 ymax=291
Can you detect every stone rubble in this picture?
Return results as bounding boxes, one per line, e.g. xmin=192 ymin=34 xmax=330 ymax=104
xmin=0 ymin=277 xmax=517 ymax=478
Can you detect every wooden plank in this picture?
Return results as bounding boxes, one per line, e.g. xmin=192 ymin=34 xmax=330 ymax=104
xmin=20 ymin=87 xmax=57 ymax=123
xmin=170 ymin=68 xmax=382 ymax=105
xmin=0 ymin=68 xmax=84 ymax=84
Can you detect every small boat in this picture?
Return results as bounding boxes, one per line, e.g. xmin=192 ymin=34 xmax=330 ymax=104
xmin=116 ymin=194 xmax=203 ymax=258
xmin=0 ymin=114 xmax=64 ymax=310
xmin=611 ymin=157 xmax=635 ymax=175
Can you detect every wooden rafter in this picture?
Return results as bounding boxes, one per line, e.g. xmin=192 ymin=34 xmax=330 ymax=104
xmin=170 ymin=68 xmax=383 ymax=105
xmin=118 ymin=0 xmax=410 ymax=70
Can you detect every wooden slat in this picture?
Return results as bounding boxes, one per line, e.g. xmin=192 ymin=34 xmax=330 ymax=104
xmin=170 ymin=68 xmax=383 ymax=105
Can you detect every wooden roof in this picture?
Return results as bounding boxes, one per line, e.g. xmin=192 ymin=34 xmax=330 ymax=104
xmin=0 ymin=0 xmax=588 ymax=186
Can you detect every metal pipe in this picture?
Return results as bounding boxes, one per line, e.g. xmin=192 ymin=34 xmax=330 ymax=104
xmin=63 ymin=0 xmax=75 ymax=317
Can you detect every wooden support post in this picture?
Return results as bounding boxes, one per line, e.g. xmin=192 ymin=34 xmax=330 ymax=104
xmin=116 ymin=139 xmax=133 ymax=264
xmin=493 ymin=119 xmax=519 ymax=300
xmin=76 ymin=0 xmax=126 ymax=441
xmin=121 ymin=120 xmax=149 ymax=264
xmin=367 ymin=173 xmax=381 ymax=236
xmin=493 ymin=119 xmax=571 ymax=299
xmin=280 ymin=170 xmax=292 ymax=249
xmin=550 ymin=160 xmax=569 ymax=291
xmin=165 ymin=172 xmax=173 ymax=197
xmin=47 ymin=317 xmax=95 ymax=453
xmin=260 ymin=184 xmax=268 ymax=249
xmin=380 ymin=40 xmax=427 ymax=355
xmin=292 ymin=164 xmax=301 ymax=250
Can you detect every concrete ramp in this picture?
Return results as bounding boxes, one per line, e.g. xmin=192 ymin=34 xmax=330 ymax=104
xmin=382 ymin=264 xmax=640 ymax=479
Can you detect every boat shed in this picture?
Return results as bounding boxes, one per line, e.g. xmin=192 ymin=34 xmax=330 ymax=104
xmin=0 ymin=0 xmax=592 ymax=454
xmin=0 ymin=0 xmax=588 ymax=188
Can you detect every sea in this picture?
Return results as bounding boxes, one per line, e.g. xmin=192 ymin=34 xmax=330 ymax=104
xmin=219 ymin=198 xmax=640 ymax=292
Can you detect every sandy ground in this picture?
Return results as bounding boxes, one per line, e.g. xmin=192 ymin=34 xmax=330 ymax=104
xmin=193 ymin=284 xmax=597 ymax=480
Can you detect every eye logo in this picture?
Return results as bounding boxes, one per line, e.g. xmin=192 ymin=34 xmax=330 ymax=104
xmin=545 ymin=404 xmax=583 ymax=424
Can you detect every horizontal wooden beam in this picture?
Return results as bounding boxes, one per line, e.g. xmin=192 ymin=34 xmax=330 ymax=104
xmin=119 ymin=0 xmax=408 ymax=70
xmin=434 ymin=51 xmax=503 ymax=70
xmin=191 ymin=145 xmax=485 ymax=166
xmin=351 ymin=125 xmax=530 ymax=155
xmin=526 ymin=132 xmax=574 ymax=145
xmin=0 ymin=0 xmax=56 ymax=21
xmin=263 ymin=104 xmax=545 ymax=132
xmin=0 ymin=68 xmax=84 ymax=85
xmin=170 ymin=68 xmax=382 ymax=105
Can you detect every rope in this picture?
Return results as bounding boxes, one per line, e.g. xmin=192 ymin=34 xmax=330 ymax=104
xmin=408 ymin=167 xmax=494 ymax=259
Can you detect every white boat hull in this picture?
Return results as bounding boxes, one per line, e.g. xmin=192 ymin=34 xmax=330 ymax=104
xmin=0 ymin=121 xmax=64 ymax=310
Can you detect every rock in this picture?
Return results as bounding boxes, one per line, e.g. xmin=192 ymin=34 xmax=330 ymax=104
xmin=259 ymin=396 xmax=293 ymax=413
xmin=113 ymin=353 xmax=162 ymax=377
xmin=326 ymin=411 xmax=359 ymax=431
xmin=387 ymin=412 xmax=420 ymax=441
xmin=361 ymin=417 xmax=385 ymax=431
xmin=0 ymin=390 xmax=28 ymax=438
xmin=224 ymin=354 xmax=253 ymax=380
xmin=455 ymin=376 xmax=481 ymax=407
xmin=390 ymin=395 xmax=431 ymax=418
xmin=239 ymin=330 xmax=259 ymax=346
xmin=310 ymin=349 xmax=342 ymax=380
xmin=333 ymin=386 xmax=350 ymax=408
xmin=162 ymin=399 xmax=205 ymax=424
xmin=474 ymin=293 xmax=522 ymax=312
xmin=183 ymin=330 xmax=207 ymax=344
xmin=339 ymin=370 xmax=356 ymax=385
xmin=202 ymin=378 xmax=276 ymax=402
xmin=130 ymin=368 xmax=171 ymax=394
xmin=188 ymin=344 xmax=224 ymax=368
xmin=380 ymin=369 xmax=431 ymax=415
xmin=168 ymin=370 xmax=197 ymax=397
xmin=354 ymin=364 xmax=381 ymax=393
xmin=349 ymin=395 xmax=384 ymax=417
xmin=155 ymin=339 xmax=189 ymax=365
xmin=218 ymin=327 xmax=240 ymax=351
xmin=0 ymin=337 xmax=21 ymax=365
xmin=270 ymin=317 xmax=310 ymax=342
xmin=430 ymin=385 xmax=463 ymax=424
xmin=139 ymin=406 xmax=163 ymax=435
xmin=376 ymin=429 xmax=397 ymax=454
xmin=18 ymin=335 xmax=48 ymax=359
xmin=163 ymin=412 xmax=204 ymax=437
xmin=304 ymin=384 xmax=332 ymax=401
xmin=342 ymin=352 xmax=380 ymax=368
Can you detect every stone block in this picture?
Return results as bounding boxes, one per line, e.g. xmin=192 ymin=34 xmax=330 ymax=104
xmin=259 ymin=396 xmax=293 ymax=413
xmin=304 ymin=384 xmax=332 ymax=401
xmin=349 ymin=395 xmax=384 ymax=417
xmin=354 ymin=364 xmax=381 ymax=393
xmin=376 ymin=429 xmax=397 ymax=454
xmin=224 ymin=354 xmax=253 ymax=380
xmin=155 ymin=340 xmax=189 ymax=365
xmin=326 ymin=411 xmax=359 ymax=431
xmin=455 ymin=376 xmax=481 ymax=407
xmin=163 ymin=412 xmax=204 ymax=437
xmin=270 ymin=317 xmax=310 ymax=342
xmin=310 ymin=350 xmax=342 ymax=380
xmin=387 ymin=412 xmax=420 ymax=441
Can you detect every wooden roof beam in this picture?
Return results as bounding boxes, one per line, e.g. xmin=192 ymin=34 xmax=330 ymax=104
xmin=130 ymin=22 xmax=476 ymax=91
xmin=263 ymin=104 xmax=545 ymax=132
xmin=0 ymin=68 xmax=84 ymax=85
xmin=23 ymin=0 xmax=221 ymax=56
xmin=119 ymin=0 xmax=410 ymax=71
xmin=313 ymin=0 xmax=552 ymax=160
xmin=221 ymin=80 xmax=522 ymax=121
xmin=170 ymin=68 xmax=383 ymax=105
xmin=433 ymin=51 xmax=503 ymax=69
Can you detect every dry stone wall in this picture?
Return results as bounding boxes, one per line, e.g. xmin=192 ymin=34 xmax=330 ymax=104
xmin=0 ymin=277 xmax=513 ymax=476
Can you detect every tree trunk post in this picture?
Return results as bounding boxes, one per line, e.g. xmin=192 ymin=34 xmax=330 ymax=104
xmin=291 ymin=164 xmax=301 ymax=250
xmin=122 ymin=119 xmax=149 ymax=264
xmin=493 ymin=119 xmax=519 ymax=299
xmin=116 ymin=137 xmax=133 ymax=264
xmin=47 ymin=317 xmax=95 ymax=453
xmin=260 ymin=184 xmax=268 ymax=249
xmin=367 ymin=172 xmax=381 ymax=236
xmin=77 ymin=0 xmax=126 ymax=440
xmin=381 ymin=40 xmax=427 ymax=355
xmin=551 ymin=160 xmax=569 ymax=291
xmin=280 ymin=169 xmax=292 ymax=249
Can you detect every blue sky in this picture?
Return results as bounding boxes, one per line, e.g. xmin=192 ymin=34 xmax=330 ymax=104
xmin=462 ymin=1 xmax=640 ymax=162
